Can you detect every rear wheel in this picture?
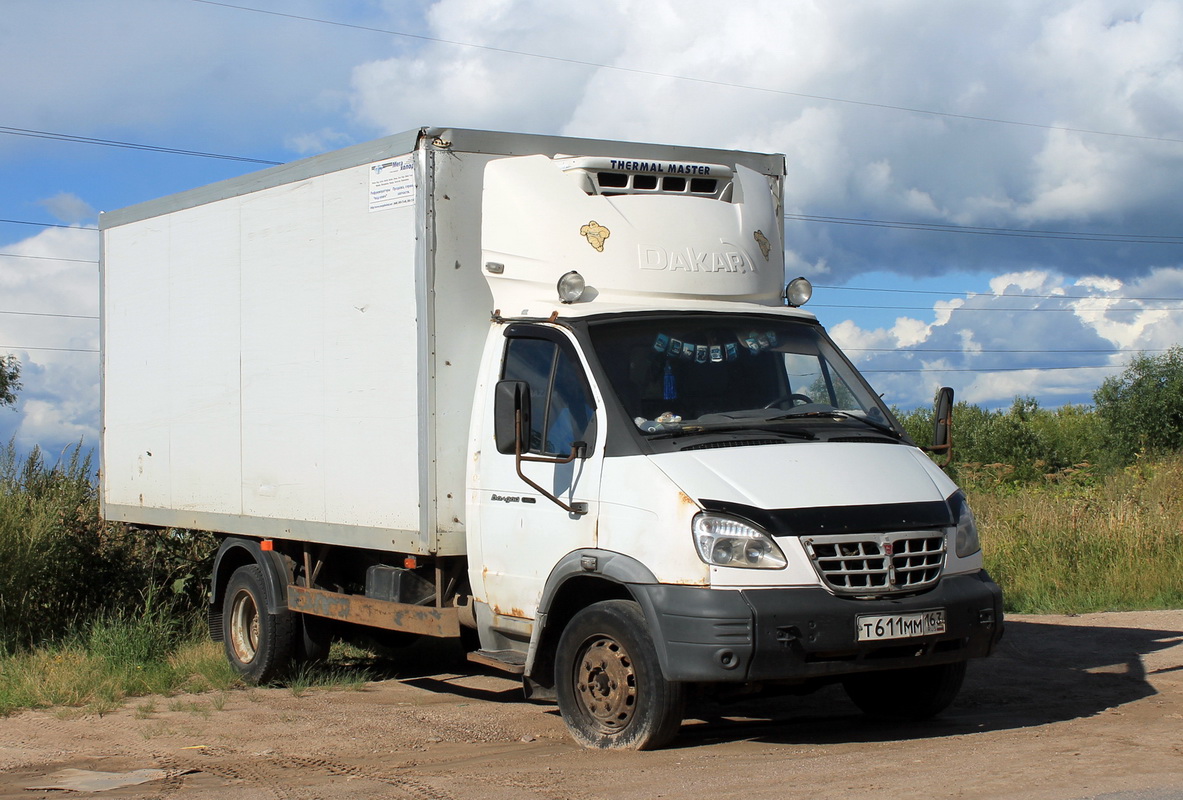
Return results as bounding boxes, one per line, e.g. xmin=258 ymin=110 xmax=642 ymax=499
xmin=842 ymin=661 xmax=967 ymax=720
xmin=223 ymin=564 xmax=296 ymax=683
xmin=296 ymin=614 xmax=332 ymax=663
xmin=555 ymin=600 xmax=685 ymax=750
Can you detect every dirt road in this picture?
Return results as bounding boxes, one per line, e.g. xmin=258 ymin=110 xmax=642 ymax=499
xmin=1 ymin=610 xmax=1180 ymax=800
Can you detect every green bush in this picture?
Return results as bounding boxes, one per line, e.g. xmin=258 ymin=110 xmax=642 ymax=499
xmin=0 ymin=440 xmax=218 ymax=653
xmin=1095 ymin=346 xmax=1183 ymax=466
xmin=0 ymin=355 xmax=18 ymax=409
xmin=896 ymin=396 xmax=1107 ymax=489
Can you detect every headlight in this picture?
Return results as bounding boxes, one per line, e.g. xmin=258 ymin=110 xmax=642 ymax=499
xmin=951 ymin=492 xmax=981 ymax=557
xmin=692 ymin=513 xmax=787 ymax=569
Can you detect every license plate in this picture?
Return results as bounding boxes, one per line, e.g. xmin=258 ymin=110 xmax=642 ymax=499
xmin=856 ymin=609 xmax=946 ymax=642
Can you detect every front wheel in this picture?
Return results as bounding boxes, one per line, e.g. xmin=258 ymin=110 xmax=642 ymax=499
xmin=555 ymin=600 xmax=685 ymax=750
xmin=223 ymin=564 xmax=296 ymax=684
xmin=842 ymin=660 xmax=967 ymax=720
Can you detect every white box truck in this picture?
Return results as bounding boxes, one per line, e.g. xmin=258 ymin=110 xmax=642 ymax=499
xmin=100 ymin=127 xmax=1002 ymax=750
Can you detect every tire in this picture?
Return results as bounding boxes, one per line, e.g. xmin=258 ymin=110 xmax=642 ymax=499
xmin=222 ymin=564 xmax=296 ymax=684
xmin=842 ymin=660 xmax=967 ymax=720
xmin=555 ymin=600 xmax=685 ymax=750
xmin=296 ymin=613 xmax=332 ymax=663
xmin=293 ymin=573 xmax=331 ymax=663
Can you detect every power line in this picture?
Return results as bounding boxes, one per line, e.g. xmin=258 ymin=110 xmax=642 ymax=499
xmin=187 ymin=0 xmax=1183 ymax=147
xmin=5 ymin=208 xmax=1181 ymax=256
xmin=787 ymin=213 xmax=1183 ymax=244
xmin=862 ymin=364 xmax=1120 ymax=373
xmin=846 ymin=348 xmax=1166 ymax=354
xmin=0 ymin=252 xmax=96 ymax=264
xmin=813 ymin=303 xmax=1183 ymax=312
xmin=0 ymin=345 xmax=98 ymax=354
xmin=815 ymin=284 xmax=1183 ymax=302
xmin=1 ymin=295 xmax=1170 ymax=320
xmin=0 ymin=218 xmax=92 ymax=231
xmin=0 ymin=126 xmax=282 ymax=165
xmin=0 ymin=310 xmax=97 ymax=320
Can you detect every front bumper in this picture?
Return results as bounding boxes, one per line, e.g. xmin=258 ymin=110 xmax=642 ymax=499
xmin=631 ymin=570 xmax=1004 ymax=684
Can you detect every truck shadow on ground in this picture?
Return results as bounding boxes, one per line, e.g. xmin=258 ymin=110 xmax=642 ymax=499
xmin=672 ymin=618 xmax=1183 ymax=748
xmin=326 ymin=637 xmax=525 ymax=704
xmin=321 ymin=618 xmax=1182 ymax=747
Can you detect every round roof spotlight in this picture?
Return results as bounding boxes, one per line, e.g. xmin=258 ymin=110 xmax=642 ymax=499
xmin=557 ymin=271 xmax=586 ymax=304
xmin=785 ymin=276 xmax=813 ymax=307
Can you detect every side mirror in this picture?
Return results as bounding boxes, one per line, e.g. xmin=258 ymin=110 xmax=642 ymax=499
xmin=932 ymin=386 xmax=954 ymax=450
xmin=494 ymin=380 xmax=531 ymax=455
xmin=929 ymin=386 xmax=954 ymax=467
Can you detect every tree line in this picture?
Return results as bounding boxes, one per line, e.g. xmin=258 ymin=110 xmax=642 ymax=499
xmin=0 ymin=356 xmax=17 ymax=409
xmin=896 ymin=345 xmax=1183 ymax=486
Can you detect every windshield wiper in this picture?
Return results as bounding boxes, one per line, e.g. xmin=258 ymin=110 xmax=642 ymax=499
xmin=769 ymin=409 xmax=903 ymax=439
xmin=644 ymin=421 xmax=816 ymax=440
xmin=682 ymin=423 xmax=816 ymax=439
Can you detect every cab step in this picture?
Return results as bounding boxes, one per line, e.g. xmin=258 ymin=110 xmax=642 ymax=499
xmin=467 ymin=648 xmax=526 ymax=675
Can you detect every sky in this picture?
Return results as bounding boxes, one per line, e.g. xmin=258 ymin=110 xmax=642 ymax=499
xmin=2 ymin=0 xmax=1183 ymax=460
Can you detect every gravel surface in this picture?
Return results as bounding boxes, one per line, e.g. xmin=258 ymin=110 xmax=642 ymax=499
xmin=1 ymin=610 xmax=1180 ymax=800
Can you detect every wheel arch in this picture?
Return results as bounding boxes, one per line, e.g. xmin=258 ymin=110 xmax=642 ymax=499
xmin=526 ymin=550 xmax=669 ymax=689
xmin=208 ymin=537 xmax=293 ymax=642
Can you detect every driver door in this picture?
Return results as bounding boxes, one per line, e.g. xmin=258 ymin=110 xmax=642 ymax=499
xmin=475 ymin=325 xmax=602 ymax=622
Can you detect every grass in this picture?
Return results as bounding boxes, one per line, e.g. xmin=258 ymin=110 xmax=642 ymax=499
xmin=285 ymin=659 xmax=373 ymax=697
xmin=974 ymin=454 xmax=1183 ymax=613
xmin=0 ymin=616 xmax=377 ymax=717
xmin=0 ymin=616 xmax=242 ymax=717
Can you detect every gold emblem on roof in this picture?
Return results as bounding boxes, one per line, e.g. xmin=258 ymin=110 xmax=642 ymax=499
xmin=580 ymin=221 xmax=611 ymax=252
xmin=754 ymin=230 xmax=771 ymax=260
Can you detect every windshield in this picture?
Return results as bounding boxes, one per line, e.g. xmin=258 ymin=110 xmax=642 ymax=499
xmin=586 ymin=314 xmax=899 ymax=437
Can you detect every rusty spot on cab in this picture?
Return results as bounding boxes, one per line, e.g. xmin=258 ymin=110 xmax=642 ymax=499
xmin=490 ymin=604 xmax=528 ymax=619
xmin=679 ymin=491 xmax=696 ymax=505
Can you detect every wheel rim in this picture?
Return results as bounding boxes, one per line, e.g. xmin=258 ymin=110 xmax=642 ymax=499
xmin=574 ymin=635 xmax=637 ymax=733
xmin=229 ymin=588 xmax=260 ymax=664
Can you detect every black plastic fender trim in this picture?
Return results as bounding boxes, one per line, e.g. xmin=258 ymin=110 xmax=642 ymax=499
xmin=209 ymin=536 xmax=292 ymax=616
xmin=529 ymin=549 xmax=665 ymax=677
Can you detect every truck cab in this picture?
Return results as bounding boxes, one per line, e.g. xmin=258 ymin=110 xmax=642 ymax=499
xmin=464 ymin=152 xmax=1002 ymax=748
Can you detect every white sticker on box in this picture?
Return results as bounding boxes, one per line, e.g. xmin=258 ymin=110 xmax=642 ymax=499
xmin=369 ymin=154 xmax=416 ymax=211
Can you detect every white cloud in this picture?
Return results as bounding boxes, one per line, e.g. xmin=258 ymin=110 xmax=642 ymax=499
xmin=0 ymin=0 xmax=416 ymax=157
xmin=892 ymin=317 xmax=933 ymax=349
xmin=284 ymin=129 xmax=354 ymax=156
xmin=350 ymin=0 xmax=625 ymax=136
xmin=0 ymin=226 xmax=100 ymax=452
xmin=988 ymin=270 xmax=1060 ymax=295
xmin=932 ymin=298 xmax=964 ymax=326
xmin=825 ymin=264 xmax=1183 ymax=409
xmin=38 ymin=193 xmax=97 ymax=225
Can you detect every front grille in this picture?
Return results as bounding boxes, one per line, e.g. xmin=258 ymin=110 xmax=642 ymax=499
xmin=803 ymin=532 xmax=945 ymax=596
